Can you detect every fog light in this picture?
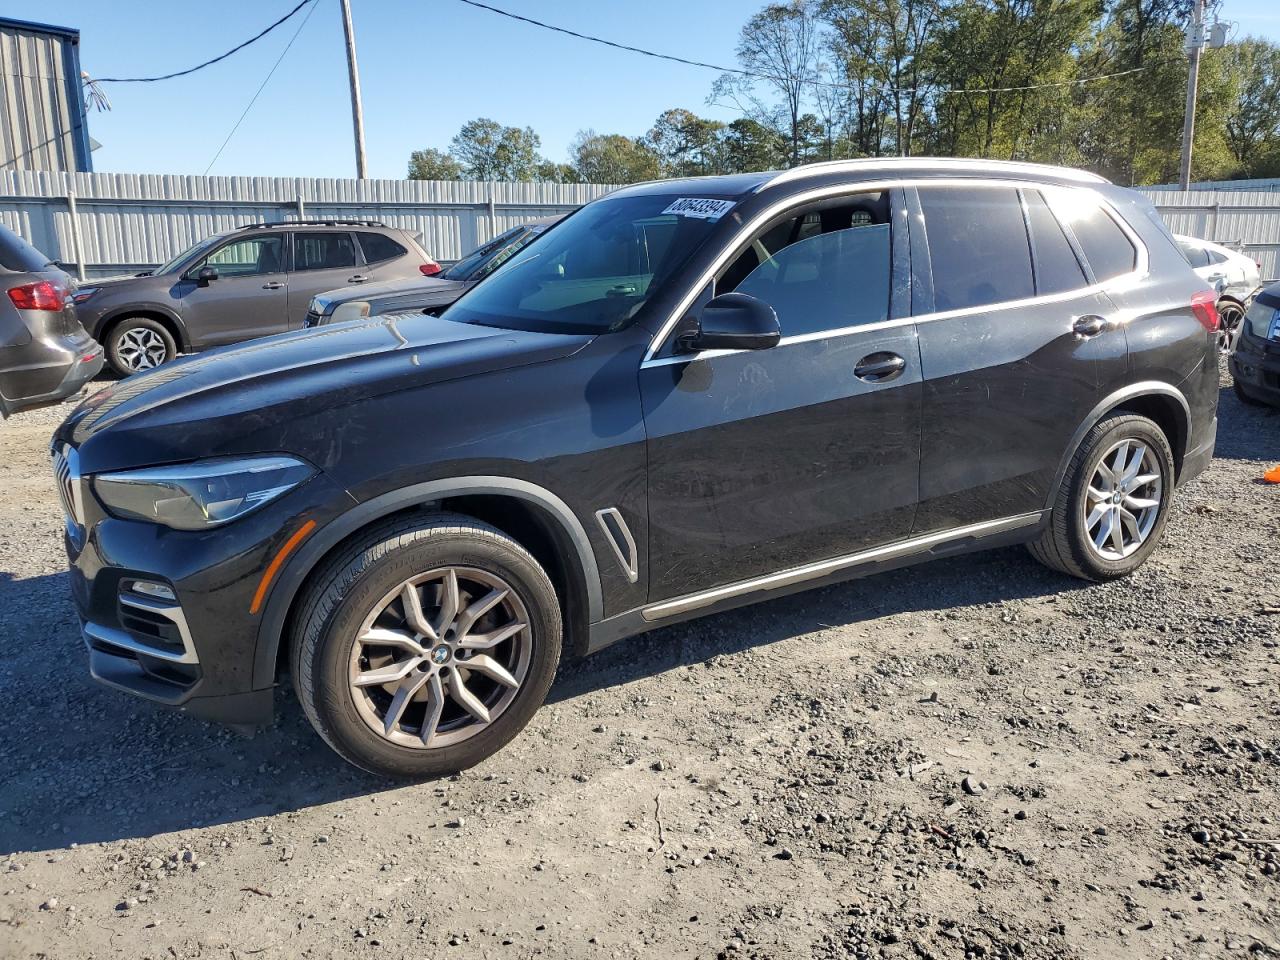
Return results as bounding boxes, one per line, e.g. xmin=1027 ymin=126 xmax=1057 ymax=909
xmin=128 ymin=580 xmax=176 ymax=602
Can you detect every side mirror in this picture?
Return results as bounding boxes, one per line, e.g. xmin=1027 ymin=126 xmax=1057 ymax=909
xmin=679 ymin=292 xmax=780 ymax=352
xmin=195 ymin=266 xmax=218 ymax=287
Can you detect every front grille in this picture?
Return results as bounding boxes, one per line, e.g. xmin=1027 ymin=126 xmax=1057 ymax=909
xmin=51 ymin=444 xmax=84 ymax=533
xmin=303 ymin=310 xmax=322 ymax=328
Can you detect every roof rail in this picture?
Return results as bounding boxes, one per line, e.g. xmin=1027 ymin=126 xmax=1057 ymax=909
xmin=762 ymin=157 xmax=1109 ymax=190
xmin=241 ymin=219 xmax=387 ymax=229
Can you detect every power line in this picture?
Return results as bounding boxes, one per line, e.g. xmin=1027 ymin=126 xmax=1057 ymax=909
xmin=96 ymin=0 xmax=313 ymax=83
xmin=203 ymin=0 xmax=320 ymax=175
xmin=451 ymin=0 xmax=1168 ymax=98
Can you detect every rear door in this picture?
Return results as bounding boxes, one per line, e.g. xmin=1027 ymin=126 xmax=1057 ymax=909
xmin=177 ymin=233 xmax=288 ymax=347
xmin=286 ymin=231 xmax=364 ymax=327
xmin=910 ymin=183 xmax=1129 ymax=533
xmin=641 ymin=188 xmax=923 ymax=601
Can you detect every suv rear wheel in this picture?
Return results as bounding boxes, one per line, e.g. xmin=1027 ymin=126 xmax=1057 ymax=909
xmin=106 ymin=317 xmax=176 ymax=376
xmin=290 ymin=514 xmax=562 ymax=778
xmin=1029 ymin=413 xmax=1175 ymax=581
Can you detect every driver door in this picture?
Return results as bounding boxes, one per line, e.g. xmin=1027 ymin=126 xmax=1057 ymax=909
xmin=639 ymin=189 xmax=923 ymax=603
xmin=179 ymin=234 xmax=288 ymax=347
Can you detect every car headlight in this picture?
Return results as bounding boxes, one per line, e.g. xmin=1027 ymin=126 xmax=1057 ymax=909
xmin=331 ymin=301 xmax=372 ymax=324
xmin=72 ymin=287 xmax=99 ymax=304
xmin=93 ymin=455 xmax=314 ymax=530
xmin=1245 ymin=301 xmax=1280 ymax=341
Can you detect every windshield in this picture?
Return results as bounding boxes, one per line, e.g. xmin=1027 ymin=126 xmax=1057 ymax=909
xmin=156 ymin=234 xmax=225 ymax=275
xmin=443 ymin=194 xmax=730 ymax=335
xmin=442 ymin=226 xmax=527 ymax=281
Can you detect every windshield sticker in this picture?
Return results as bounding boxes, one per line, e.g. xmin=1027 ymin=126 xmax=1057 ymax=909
xmin=661 ymin=198 xmax=736 ymax=221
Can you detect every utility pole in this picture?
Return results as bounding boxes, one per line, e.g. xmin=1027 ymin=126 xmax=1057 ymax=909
xmin=339 ymin=0 xmax=368 ymax=179
xmin=1178 ymin=0 xmax=1206 ymax=190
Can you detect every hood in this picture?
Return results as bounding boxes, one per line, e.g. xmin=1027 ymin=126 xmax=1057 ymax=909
xmin=58 ymin=312 xmax=591 ymax=473
xmin=316 ymin=276 xmax=464 ymax=311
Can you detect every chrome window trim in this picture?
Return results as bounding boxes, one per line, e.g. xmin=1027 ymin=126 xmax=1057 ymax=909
xmin=641 ymin=177 xmax=1148 ymax=367
xmin=641 ymin=511 xmax=1044 ymax=621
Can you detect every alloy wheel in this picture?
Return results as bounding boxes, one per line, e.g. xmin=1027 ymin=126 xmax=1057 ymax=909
xmin=348 ymin=567 xmax=531 ymax=749
xmin=1217 ymin=303 xmax=1244 ymax=354
xmin=116 ymin=328 xmax=168 ymax=371
xmin=1082 ymin=439 xmax=1164 ymax=561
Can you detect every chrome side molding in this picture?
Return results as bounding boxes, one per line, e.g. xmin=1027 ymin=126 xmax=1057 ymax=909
xmin=594 ymin=507 xmax=639 ymax=583
xmin=641 ymin=512 xmax=1043 ymax=621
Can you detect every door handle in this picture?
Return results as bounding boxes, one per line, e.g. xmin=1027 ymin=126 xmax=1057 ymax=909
xmin=854 ymin=352 xmax=907 ymax=383
xmin=347 ymin=274 xmax=368 ymax=284
xmin=1072 ymin=314 xmax=1108 ymax=338
xmin=262 ymin=281 xmax=284 ymax=290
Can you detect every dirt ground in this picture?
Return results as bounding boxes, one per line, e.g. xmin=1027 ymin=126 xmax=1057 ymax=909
xmin=0 ymin=368 xmax=1277 ymax=960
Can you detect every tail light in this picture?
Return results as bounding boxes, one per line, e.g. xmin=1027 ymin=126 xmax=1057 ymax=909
xmin=1190 ymin=290 xmax=1220 ymax=332
xmin=419 ymin=263 xmax=442 ymax=277
xmin=7 ymin=279 xmax=68 ymax=312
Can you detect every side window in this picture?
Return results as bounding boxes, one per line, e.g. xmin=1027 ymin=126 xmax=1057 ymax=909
xmin=1024 ymin=190 xmax=1089 ymax=295
xmin=293 ymin=232 xmax=358 ymax=272
xmin=717 ymin=192 xmax=892 ymax=337
xmin=918 ymin=187 xmax=1034 ymax=311
xmin=200 ymin=235 xmax=283 ymax=277
xmin=1208 ymin=248 xmax=1232 ymax=265
xmin=1178 ymin=240 xmax=1210 ymax=269
xmin=357 ymin=232 xmax=406 ymax=264
xmin=1044 ymin=189 xmax=1137 ymax=282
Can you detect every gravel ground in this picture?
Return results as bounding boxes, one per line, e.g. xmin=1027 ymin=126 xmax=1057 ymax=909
xmin=0 ymin=369 xmax=1277 ymax=960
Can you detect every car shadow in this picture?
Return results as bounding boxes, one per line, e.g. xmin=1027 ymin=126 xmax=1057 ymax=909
xmin=0 ymin=543 xmax=1082 ymax=855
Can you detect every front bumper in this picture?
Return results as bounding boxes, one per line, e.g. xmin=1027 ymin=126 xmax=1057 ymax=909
xmin=63 ymin=468 xmax=353 ymax=726
xmin=1229 ymin=329 xmax=1280 ymax=406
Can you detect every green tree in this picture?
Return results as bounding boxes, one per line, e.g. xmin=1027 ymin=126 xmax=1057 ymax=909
xmin=1220 ymin=37 xmax=1280 ymax=177
xmin=712 ymin=1 xmax=822 ymax=165
xmin=722 ymin=117 xmax=788 ymax=172
xmin=570 ymin=131 xmax=663 ymax=183
xmin=407 ymin=148 xmax=463 ymax=181
xmin=450 ymin=118 xmax=544 ymax=181
xmin=645 ymin=108 xmax=728 ymax=176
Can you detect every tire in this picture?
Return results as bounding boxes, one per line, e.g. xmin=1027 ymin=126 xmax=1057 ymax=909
xmin=1028 ymin=414 xmax=1175 ymax=582
xmin=290 ymin=513 xmax=562 ymax=779
xmin=1234 ymin=380 xmax=1268 ymax=407
xmin=106 ymin=317 xmax=177 ymax=376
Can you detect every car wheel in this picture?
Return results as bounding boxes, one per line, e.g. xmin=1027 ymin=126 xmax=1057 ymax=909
xmin=291 ymin=513 xmax=562 ymax=779
xmin=106 ymin=317 xmax=176 ymax=376
xmin=1028 ymin=413 xmax=1175 ymax=582
xmin=1217 ymin=300 xmax=1244 ymax=354
xmin=1233 ymin=380 xmax=1268 ymax=407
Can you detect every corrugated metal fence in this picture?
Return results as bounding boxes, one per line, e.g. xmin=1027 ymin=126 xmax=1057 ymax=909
xmin=0 ymin=171 xmax=618 ymax=279
xmin=1136 ymin=187 xmax=1280 ymax=283
xmin=1 ymin=170 xmax=1276 ymax=283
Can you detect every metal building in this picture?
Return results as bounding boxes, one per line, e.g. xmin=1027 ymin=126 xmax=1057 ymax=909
xmin=0 ymin=16 xmax=92 ymax=173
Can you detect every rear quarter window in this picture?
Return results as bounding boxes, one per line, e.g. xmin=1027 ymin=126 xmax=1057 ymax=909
xmin=0 ymin=225 xmax=52 ymax=273
xmin=1045 ymin=190 xmax=1137 ymax=282
xmin=358 ymin=232 xmax=407 ymax=264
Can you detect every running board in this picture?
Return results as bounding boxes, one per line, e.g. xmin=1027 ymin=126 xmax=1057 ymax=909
xmin=640 ymin=512 xmax=1043 ymax=622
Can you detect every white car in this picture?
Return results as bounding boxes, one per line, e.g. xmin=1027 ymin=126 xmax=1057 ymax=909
xmin=1174 ymin=234 xmax=1263 ymax=351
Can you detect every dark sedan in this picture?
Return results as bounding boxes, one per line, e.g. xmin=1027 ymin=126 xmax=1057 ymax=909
xmin=305 ymin=216 xmax=563 ymax=327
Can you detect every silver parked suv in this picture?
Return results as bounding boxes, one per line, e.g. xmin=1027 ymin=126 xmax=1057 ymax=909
xmin=73 ymin=221 xmax=441 ymax=376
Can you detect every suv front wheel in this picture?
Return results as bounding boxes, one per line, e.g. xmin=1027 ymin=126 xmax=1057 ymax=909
xmin=1029 ymin=413 xmax=1175 ymax=581
xmin=290 ymin=514 xmax=562 ymax=778
xmin=106 ymin=317 xmax=177 ymax=376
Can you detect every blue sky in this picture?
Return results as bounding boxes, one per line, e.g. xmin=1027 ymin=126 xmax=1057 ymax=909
xmin=30 ymin=0 xmax=1280 ymax=179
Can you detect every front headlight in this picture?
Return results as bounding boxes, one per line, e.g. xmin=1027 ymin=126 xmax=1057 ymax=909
xmin=1245 ymin=301 xmax=1280 ymax=341
xmin=93 ymin=456 xmax=314 ymax=530
xmin=331 ymin=301 xmax=372 ymax=324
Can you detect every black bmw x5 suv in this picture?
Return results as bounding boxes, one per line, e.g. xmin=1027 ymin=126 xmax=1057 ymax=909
xmin=54 ymin=159 xmax=1219 ymax=777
